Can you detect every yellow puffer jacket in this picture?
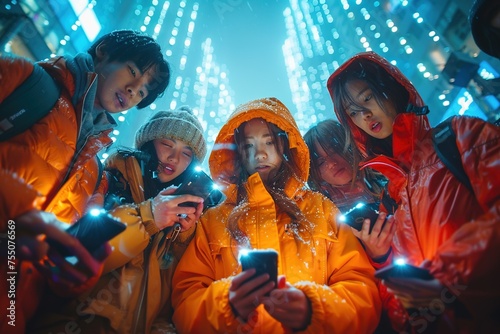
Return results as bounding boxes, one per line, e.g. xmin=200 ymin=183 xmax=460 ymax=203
xmin=0 ymin=55 xmax=112 ymax=334
xmin=77 ymin=152 xmax=196 ymax=333
xmin=172 ymin=97 xmax=381 ymax=334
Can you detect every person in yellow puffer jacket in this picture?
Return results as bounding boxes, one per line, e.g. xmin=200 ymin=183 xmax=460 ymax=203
xmin=171 ymin=97 xmax=382 ymax=334
xmin=27 ymin=107 xmax=208 ymax=334
xmin=0 ymin=30 xmax=170 ymax=334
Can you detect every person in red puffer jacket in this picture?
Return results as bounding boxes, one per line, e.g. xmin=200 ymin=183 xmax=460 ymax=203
xmin=327 ymin=51 xmax=500 ymax=333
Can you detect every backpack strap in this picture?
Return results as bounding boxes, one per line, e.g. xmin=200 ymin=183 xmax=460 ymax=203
xmin=93 ymin=157 xmax=104 ymax=194
xmin=0 ymin=63 xmax=61 ymax=141
xmin=432 ymin=117 xmax=473 ymax=192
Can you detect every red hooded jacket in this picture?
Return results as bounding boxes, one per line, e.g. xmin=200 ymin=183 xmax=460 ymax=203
xmin=327 ymin=52 xmax=500 ymax=333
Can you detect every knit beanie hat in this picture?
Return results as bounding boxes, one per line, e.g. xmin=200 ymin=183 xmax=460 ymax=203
xmin=134 ymin=106 xmax=207 ymax=162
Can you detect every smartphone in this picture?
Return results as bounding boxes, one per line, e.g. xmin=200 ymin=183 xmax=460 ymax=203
xmin=174 ymin=169 xmax=223 ymax=210
xmin=48 ymin=209 xmax=126 ymax=257
xmin=339 ymin=202 xmax=384 ymax=232
xmin=239 ymin=249 xmax=278 ymax=294
xmin=375 ymin=263 xmax=433 ymax=280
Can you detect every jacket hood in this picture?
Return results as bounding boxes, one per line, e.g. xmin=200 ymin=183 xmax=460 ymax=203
xmin=209 ymin=97 xmax=309 ymax=194
xmin=327 ymin=51 xmax=429 ymax=159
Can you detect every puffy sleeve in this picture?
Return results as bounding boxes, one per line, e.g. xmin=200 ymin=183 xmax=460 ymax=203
xmin=429 ymin=116 xmax=500 ymax=315
xmin=171 ymin=213 xmax=243 ymax=334
xmin=102 ymin=200 xmax=155 ymax=273
xmin=293 ymin=200 xmax=382 ymax=334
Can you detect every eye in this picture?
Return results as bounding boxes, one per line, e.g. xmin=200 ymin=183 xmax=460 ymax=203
xmin=139 ymin=90 xmax=145 ymax=98
xmin=182 ymin=150 xmax=193 ymax=158
xmin=349 ymin=110 xmax=357 ymax=118
xmin=316 ymin=158 xmax=326 ymax=167
xmin=266 ymin=140 xmax=274 ymax=146
xmin=129 ymin=66 xmax=136 ymax=77
xmin=364 ymin=94 xmax=372 ymax=102
xmin=161 ymin=141 xmax=173 ymax=148
xmin=243 ymin=143 xmax=253 ymax=150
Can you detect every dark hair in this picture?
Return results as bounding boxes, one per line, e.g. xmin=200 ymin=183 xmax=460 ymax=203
xmin=304 ymin=119 xmax=384 ymax=202
xmin=88 ymin=30 xmax=170 ymax=109
xmin=225 ymin=118 xmax=312 ymax=246
xmin=304 ymin=119 xmax=356 ymax=190
xmin=331 ymin=58 xmax=408 ymax=155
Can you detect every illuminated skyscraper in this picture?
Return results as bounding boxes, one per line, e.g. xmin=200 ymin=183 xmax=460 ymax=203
xmin=94 ymin=1 xmax=236 ymax=164
xmin=280 ymin=0 xmax=500 ymax=130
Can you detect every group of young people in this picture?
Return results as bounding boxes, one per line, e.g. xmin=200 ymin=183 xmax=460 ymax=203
xmin=1 ymin=13 xmax=499 ymax=334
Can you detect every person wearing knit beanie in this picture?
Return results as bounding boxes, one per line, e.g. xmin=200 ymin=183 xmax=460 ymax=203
xmin=135 ymin=106 xmax=207 ymax=162
xmin=76 ymin=106 xmax=212 ymax=334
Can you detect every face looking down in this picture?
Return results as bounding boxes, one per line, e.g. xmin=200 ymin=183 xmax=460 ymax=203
xmin=153 ymin=138 xmax=194 ymax=183
xmin=94 ymin=57 xmax=157 ymax=113
xmin=313 ymin=142 xmax=353 ymax=187
xmin=241 ymin=118 xmax=283 ymax=183
xmin=344 ymin=79 xmax=397 ymax=139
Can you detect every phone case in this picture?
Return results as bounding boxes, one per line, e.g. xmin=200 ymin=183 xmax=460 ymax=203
xmin=49 ymin=212 xmax=126 ymax=256
xmin=174 ymin=170 xmax=222 ymax=210
xmin=375 ymin=264 xmax=433 ymax=280
xmin=240 ymin=249 xmax=278 ymax=287
xmin=341 ymin=203 xmax=382 ymax=232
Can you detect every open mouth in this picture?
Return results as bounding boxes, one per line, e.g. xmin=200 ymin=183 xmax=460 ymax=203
xmin=370 ymin=122 xmax=381 ymax=133
xmin=116 ymin=93 xmax=124 ymax=108
xmin=158 ymin=161 xmax=175 ymax=175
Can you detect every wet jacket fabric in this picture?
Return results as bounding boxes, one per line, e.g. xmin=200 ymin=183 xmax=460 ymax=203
xmin=327 ymin=52 xmax=500 ymax=332
xmin=0 ymin=55 xmax=114 ymax=333
xmin=172 ymin=97 xmax=381 ymax=334
xmin=75 ymin=152 xmax=196 ymax=333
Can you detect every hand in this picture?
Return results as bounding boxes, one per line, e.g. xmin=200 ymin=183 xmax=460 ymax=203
xmin=352 ymin=212 xmax=396 ymax=260
xmin=229 ymin=269 xmax=275 ymax=321
xmin=383 ymin=276 xmax=443 ymax=309
xmin=261 ymin=277 xmax=312 ymax=331
xmin=15 ymin=210 xmax=109 ymax=287
xmin=152 ymin=186 xmax=203 ymax=231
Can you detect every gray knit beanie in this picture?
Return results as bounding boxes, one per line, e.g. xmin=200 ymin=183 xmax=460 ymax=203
xmin=134 ymin=106 xmax=207 ymax=162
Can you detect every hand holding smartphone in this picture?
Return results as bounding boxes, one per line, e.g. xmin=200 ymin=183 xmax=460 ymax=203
xmin=173 ymin=169 xmax=224 ymax=210
xmin=48 ymin=209 xmax=126 ymax=257
xmin=239 ymin=249 xmax=278 ymax=293
xmin=339 ymin=202 xmax=385 ymax=232
xmin=375 ymin=263 xmax=433 ymax=281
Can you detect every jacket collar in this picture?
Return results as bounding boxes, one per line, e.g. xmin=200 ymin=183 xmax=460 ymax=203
xmin=209 ymin=97 xmax=309 ymax=199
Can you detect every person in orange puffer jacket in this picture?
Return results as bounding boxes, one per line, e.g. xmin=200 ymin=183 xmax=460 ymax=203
xmin=172 ymin=97 xmax=381 ymax=334
xmin=0 ymin=29 xmax=170 ymax=333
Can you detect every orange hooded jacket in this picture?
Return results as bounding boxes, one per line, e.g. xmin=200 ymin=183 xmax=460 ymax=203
xmin=171 ymin=97 xmax=381 ymax=334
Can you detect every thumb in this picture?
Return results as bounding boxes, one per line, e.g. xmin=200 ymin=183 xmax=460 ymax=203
xmin=277 ymin=275 xmax=287 ymax=289
xmin=158 ymin=186 xmax=178 ymax=196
